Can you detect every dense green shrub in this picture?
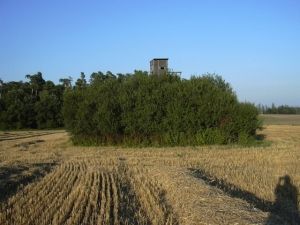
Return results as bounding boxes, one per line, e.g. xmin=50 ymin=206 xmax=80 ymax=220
xmin=63 ymin=71 xmax=260 ymax=146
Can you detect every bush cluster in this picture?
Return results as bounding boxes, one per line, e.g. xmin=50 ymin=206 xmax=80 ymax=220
xmin=63 ymin=71 xmax=260 ymax=146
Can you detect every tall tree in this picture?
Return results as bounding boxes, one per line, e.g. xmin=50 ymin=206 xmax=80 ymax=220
xmin=25 ymin=72 xmax=45 ymax=96
xmin=0 ymin=79 xmax=3 ymax=99
xmin=75 ymin=72 xmax=87 ymax=89
xmin=59 ymin=76 xmax=73 ymax=89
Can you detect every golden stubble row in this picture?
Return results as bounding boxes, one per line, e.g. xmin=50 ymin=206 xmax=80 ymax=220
xmin=0 ymin=158 xmax=177 ymax=225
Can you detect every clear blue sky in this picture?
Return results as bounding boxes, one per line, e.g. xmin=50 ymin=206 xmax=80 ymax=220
xmin=1 ymin=0 xmax=299 ymax=106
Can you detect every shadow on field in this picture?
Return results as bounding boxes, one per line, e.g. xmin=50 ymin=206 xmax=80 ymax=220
xmin=0 ymin=162 xmax=56 ymax=202
xmin=189 ymin=169 xmax=300 ymax=225
xmin=13 ymin=139 xmax=45 ymax=151
xmin=255 ymin=134 xmax=266 ymax=141
xmin=189 ymin=168 xmax=273 ymax=211
xmin=266 ymin=175 xmax=300 ymax=225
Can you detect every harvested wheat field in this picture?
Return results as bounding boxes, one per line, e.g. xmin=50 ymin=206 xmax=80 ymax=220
xmin=0 ymin=125 xmax=299 ymax=225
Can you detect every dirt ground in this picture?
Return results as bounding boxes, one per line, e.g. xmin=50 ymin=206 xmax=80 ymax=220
xmin=0 ymin=125 xmax=299 ymax=224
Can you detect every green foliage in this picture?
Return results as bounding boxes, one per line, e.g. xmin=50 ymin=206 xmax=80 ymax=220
xmin=35 ymin=91 xmax=63 ymax=128
xmin=0 ymin=72 xmax=64 ymax=130
xmin=1 ymin=70 xmax=260 ymax=145
xmin=195 ymin=129 xmax=227 ymax=145
xmin=64 ymin=71 xmax=260 ymax=146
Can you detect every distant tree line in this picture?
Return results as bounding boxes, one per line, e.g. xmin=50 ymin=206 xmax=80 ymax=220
xmin=257 ymin=104 xmax=300 ymax=114
xmin=0 ymin=72 xmax=67 ymax=129
xmin=63 ymin=71 xmax=260 ymax=146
